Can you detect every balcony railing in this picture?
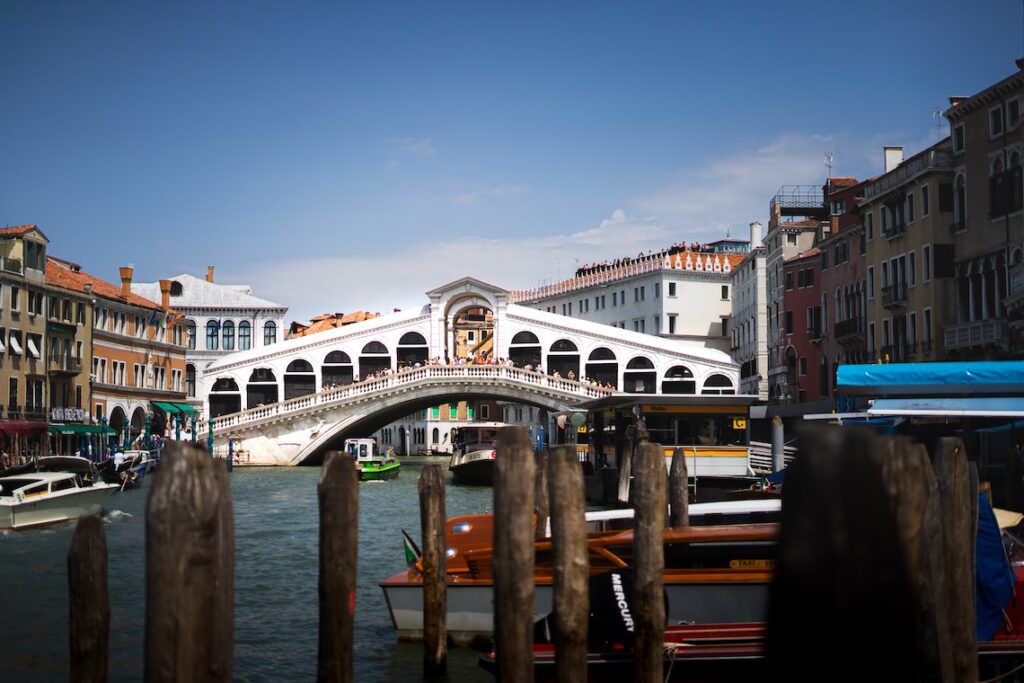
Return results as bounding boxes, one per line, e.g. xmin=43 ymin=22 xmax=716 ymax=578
xmin=881 ymin=282 xmax=908 ymax=308
xmin=834 ymin=317 xmax=865 ymax=342
xmin=863 ymin=149 xmax=953 ymax=201
xmin=949 ymin=220 xmax=966 ymax=234
xmin=883 ymin=221 xmax=906 ymax=239
xmin=0 ymin=256 xmax=23 ymax=274
xmin=47 ymin=355 xmax=83 ymax=374
xmin=24 ymin=406 xmax=46 ymax=421
xmin=806 ymin=325 xmax=823 ymax=341
xmin=6 ymin=405 xmax=21 ymax=419
xmin=944 ymin=319 xmax=1009 ymax=351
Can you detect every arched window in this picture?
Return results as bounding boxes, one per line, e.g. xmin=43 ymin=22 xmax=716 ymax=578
xmin=662 ymin=365 xmax=695 ymax=394
xmin=323 ymin=350 xmax=354 ymax=386
xmin=206 ymin=320 xmax=219 ymax=350
xmin=211 ymin=377 xmax=240 ymax=392
xmin=187 ymin=319 xmax=196 ymax=350
xmin=547 ymin=338 xmax=580 ymax=379
xmin=432 ymin=428 xmax=439 ymax=445
xmin=362 ymin=341 xmax=388 ymax=354
xmin=263 ymin=321 xmax=277 ymax=346
xmin=208 ymin=376 xmax=240 ymax=416
xmin=511 ymin=331 xmax=540 ymax=345
xmin=286 ymin=359 xmax=314 ymax=373
xmin=624 ymin=356 xmax=656 ymax=393
xmin=238 ymin=321 xmax=251 ymax=350
xmin=397 ymin=332 xmax=428 ymax=366
xmin=222 ymin=320 xmax=235 ymax=351
xmin=550 ymin=339 xmax=578 ymax=353
xmin=626 ymin=357 xmax=654 ymax=369
xmin=702 ymin=374 xmax=736 ymax=395
xmin=585 ymin=347 xmax=618 ymax=388
xmin=399 ymin=332 xmax=427 ymax=345
xmin=359 ymin=341 xmax=391 ymax=376
xmin=509 ymin=331 xmax=542 ymax=367
xmin=284 ymin=359 xmax=316 ymax=399
xmin=246 ymin=368 xmax=278 ymax=409
xmin=588 ymin=347 xmax=616 ymax=361
xmin=325 ymin=350 xmax=351 ymax=363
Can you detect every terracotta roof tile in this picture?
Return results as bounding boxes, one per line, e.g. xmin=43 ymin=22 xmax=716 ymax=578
xmin=45 ymin=257 xmax=175 ymax=313
xmin=0 ymin=224 xmax=49 ymax=241
xmin=288 ymin=311 xmax=383 ymax=338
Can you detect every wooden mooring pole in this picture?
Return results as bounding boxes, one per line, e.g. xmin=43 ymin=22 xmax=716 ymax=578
xmin=419 ymin=464 xmax=447 ymax=677
xmin=633 ymin=442 xmax=666 ymax=683
xmin=534 ymin=449 xmax=549 ymax=540
xmin=145 ymin=441 xmax=233 ymax=683
xmin=547 ymin=445 xmax=587 ymax=683
xmin=669 ymin=447 xmax=688 ymax=528
xmin=318 ymin=451 xmax=359 ymax=683
xmin=494 ymin=425 xmax=535 ymax=683
xmin=68 ymin=514 xmax=108 ymax=683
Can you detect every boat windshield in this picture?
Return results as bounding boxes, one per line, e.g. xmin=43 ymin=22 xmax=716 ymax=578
xmin=460 ymin=428 xmax=499 ymax=450
xmin=345 ymin=440 xmax=374 ymax=460
xmin=0 ymin=478 xmax=47 ymax=496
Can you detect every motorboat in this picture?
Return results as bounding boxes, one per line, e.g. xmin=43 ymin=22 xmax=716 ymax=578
xmin=380 ymin=499 xmax=780 ymax=645
xmin=447 ymin=422 xmax=510 ymax=486
xmin=345 ymin=438 xmax=401 ymax=481
xmin=97 ymin=449 xmax=158 ymax=489
xmin=0 ymin=471 xmax=119 ymax=530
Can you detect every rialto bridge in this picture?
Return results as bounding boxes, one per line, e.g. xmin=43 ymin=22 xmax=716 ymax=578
xmin=201 ymin=277 xmax=740 ymax=465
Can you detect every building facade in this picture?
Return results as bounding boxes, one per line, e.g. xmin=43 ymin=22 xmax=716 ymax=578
xmin=944 ymin=61 xmax=1024 ymax=359
xmin=48 ymin=260 xmax=189 ymax=445
xmin=729 ymin=222 xmax=768 ymax=400
xmin=511 ymin=246 xmax=746 ymax=354
xmin=132 ymin=266 xmax=288 ymax=408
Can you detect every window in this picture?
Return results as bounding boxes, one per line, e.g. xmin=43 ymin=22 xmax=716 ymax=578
xmin=640 ymin=286 xmax=645 ymax=301
xmin=222 ymin=320 xmax=235 ymax=350
xmin=785 ymin=311 xmax=793 ymax=334
xmin=908 ymin=251 xmax=916 ymax=287
xmin=787 ymin=234 xmax=797 ymax=245
xmin=798 ymin=357 xmax=807 ymax=375
xmin=431 ymin=406 xmax=439 ymax=419
xmin=953 ymin=174 xmax=966 ymax=228
xmin=906 ymin=192 xmax=915 ymax=224
xmin=868 ymin=322 xmax=876 ymax=352
xmin=953 ymin=123 xmax=965 ymax=153
xmin=868 ymin=266 xmax=875 ymax=299
xmin=10 ymin=286 xmax=19 ymax=311
xmin=186 ymin=319 xmax=196 ymax=350
xmin=866 ymin=211 xmax=873 ymax=240
xmin=206 ymin=321 xmax=219 ymax=350
xmin=186 ymin=364 xmax=196 ymax=397
xmin=1009 ymin=97 xmax=1021 ymax=129
xmin=721 ymin=285 xmax=729 ymax=300
xmin=612 ymin=292 xmax=617 ymax=306
xmin=264 ymin=321 xmax=277 ymax=345
xmin=480 ymin=404 xmax=489 ymax=419
xmin=921 ymin=185 xmax=930 ymax=217
xmin=990 ymin=106 xmax=1004 ymax=137
xmin=9 ymin=377 xmax=17 ymax=410
xmin=449 ymin=405 xmax=457 ymax=419
xmin=785 ymin=272 xmax=793 ymax=290
xmin=924 ymin=308 xmax=933 ymax=345
xmin=654 ymin=283 xmax=660 ymax=298
xmin=668 ymin=314 xmax=677 ymax=334
xmin=668 ymin=282 xmax=676 ymax=297
xmin=909 ymin=312 xmax=917 ymax=346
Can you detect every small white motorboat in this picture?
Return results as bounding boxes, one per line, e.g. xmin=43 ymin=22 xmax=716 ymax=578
xmin=0 ymin=471 xmax=119 ymax=530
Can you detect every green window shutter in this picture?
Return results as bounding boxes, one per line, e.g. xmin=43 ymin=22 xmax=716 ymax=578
xmin=468 ymin=404 xmax=475 ymax=419
xmin=431 ymin=406 xmax=440 ymax=419
xmin=449 ymin=405 xmax=457 ymax=419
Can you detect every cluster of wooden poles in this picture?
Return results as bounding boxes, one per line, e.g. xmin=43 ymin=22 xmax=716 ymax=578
xmin=66 ymin=426 xmax=985 ymax=682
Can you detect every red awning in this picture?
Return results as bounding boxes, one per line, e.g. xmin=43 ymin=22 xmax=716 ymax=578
xmin=0 ymin=420 xmax=50 ymax=437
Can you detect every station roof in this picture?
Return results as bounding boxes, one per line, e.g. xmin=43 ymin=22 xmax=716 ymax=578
xmin=837 ymin=361 xmax=1024 ymax=397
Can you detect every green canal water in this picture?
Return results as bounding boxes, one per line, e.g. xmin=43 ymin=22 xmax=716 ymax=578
xmin=0 ymin=465 xmax=496 ymax=682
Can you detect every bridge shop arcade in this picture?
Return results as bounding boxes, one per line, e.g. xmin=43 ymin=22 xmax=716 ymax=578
xmin=574 ymin=394 xmax=760 ymax=504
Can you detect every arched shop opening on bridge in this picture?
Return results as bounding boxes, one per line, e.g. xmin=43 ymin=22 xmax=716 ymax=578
xmin=322 ymin=350 xmax=354 ymax=386
xmin=209 ymin=377 xmax=242 ymax=417
xmin=284 ymin=359 xmax=316 ymax=400
xmin=359 ymin=341 xmax=391 ymax=377
xmin=662 ymin=365 xmax=696 ymax=394
xmin=624 ymin=356 xmax=657 ymax=393
xmin=585 ymin=347 xmax=618 ymax=388
xmin=397 ymin=332 xmax=429 ymax=367
xmin=547 ymin=339 xmax=580 ymax=378
xmin=508 ymin=331 xmax=541 ymax=367
xmin=247 ymin=368 xmax=278 ymax=408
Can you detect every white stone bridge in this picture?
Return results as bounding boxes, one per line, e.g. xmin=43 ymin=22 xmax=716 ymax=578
xmin=201 ymin=277 xmax=739 ymax=465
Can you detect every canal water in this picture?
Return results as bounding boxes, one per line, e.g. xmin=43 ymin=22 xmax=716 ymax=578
xmin=0 ymin=465 xmax=496 ymax=682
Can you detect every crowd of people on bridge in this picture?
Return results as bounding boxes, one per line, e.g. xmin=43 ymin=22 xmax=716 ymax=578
xmin=574 ymin=241 xmax=721 ymax=278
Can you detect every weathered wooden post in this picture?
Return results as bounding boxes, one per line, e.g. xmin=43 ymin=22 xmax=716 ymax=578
xmin=534 ymin=449 xmax=549 ymax=539
xmin=493 ymin=425 xmax=535 ymax=683
xmin=633 ymin=442 xmax=666 ymax=683
xmin=318 ymin=451 xmax=359 ymax=683
xmin=932 ymin=438 xmax=978 ymax=683
xmin=669 ymin=447 xmax=688 ymax=528
xmin=145 ymin=441 xmax=233 ymax=683
xmin=68 ymin=514 xmax=108 ymax=683
xmin=419 ymin=464 xmax=447 ymax=676
xmin=547 ymin=445 xmax=587 ymax=683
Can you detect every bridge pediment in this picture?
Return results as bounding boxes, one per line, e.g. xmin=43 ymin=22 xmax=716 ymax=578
xmin=425 ymin=276 xmax=509 ymax=301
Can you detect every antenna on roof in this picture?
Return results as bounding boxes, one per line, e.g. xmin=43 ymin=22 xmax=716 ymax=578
xmin=933 ymin=106 xmax=944 ymax=138
xmin=824 ymin=152 xmax=833 ymax=179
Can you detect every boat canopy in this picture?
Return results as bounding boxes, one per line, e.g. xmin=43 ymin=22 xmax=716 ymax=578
xmin=836 ymin=361 xmax=1024 ymax=397
xmin=867 ymin=397 xmax=1024 ymax=418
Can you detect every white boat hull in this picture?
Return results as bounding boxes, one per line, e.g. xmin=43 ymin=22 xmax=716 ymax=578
xmin=381 ymin=579 xmax=768 ymax=644
xmin=0 ymin=485 xmax=118 ymax=530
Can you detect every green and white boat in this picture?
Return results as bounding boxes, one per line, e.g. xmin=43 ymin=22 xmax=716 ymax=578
xmin=345 ymin=438 xmax=401 ymax=481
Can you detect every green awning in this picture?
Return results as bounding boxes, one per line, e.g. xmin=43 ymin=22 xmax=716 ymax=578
xmin=153 ymin=401 xmax=198 ymax=415
xmin=49 ymin=424 xmax=117 ymax=436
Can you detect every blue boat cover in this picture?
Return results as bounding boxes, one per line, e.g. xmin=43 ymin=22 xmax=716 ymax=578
xmin=868 ymin=397 xmax=1024 ymax=418
xmin=977 ymin=492 xmax=1015 ymax=641
xmin=836 ymin=361 xmax=1024 ymax=396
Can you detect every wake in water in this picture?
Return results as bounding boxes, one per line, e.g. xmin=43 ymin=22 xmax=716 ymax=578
xmin=103 ymin=509 xmax=134 ymax=524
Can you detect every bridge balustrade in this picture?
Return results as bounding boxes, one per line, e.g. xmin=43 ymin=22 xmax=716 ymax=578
xmin=205 ymin=363 xmax=612 ymax=433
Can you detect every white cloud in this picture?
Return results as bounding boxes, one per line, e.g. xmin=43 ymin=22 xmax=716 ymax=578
xmin=229 ymin=209 xmax=671 ymax=323
xmin=632 ymin=132 xmax=882 ymax=241
xmin=452 ymin=183 xmax=529 ymax=205
xmin=386 ymin=136 xmax=436 ymax=156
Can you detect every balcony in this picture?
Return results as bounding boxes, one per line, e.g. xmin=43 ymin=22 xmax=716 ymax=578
xmin=881 ymin=282 xmax=908 ymax=309
xmin=47 ymin=355 xmax=83 ymax=375
xmin=24 ymin=405 xmax=46 ymax=421
xmin=6 ymin=405 xmax=21 ymax=419
xmin=863 ymin=149 xmax=953 ymax=201
xmin=0 ymin=255 xmax=23 ymax=274
xmin=882 ymin=221 xmax=906 ymax=239
xmin=949 ymin=220 xmax=966 ymax=234
xmin=806 ymin=324 xmax=823 ymax=342
xmin=944 ymin=319 xmax=1009 ymax=351
xmin=834 ymin=317 xmax=866 ymax=343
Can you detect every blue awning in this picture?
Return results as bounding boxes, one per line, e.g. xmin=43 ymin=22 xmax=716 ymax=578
xmin=837 ymin=361 xmax=1024 ymax=397
xmin=868 ymin=397 xmax=1024 ymax=418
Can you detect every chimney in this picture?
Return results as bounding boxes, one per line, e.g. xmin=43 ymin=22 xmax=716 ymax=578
xmin=119 ymin=266 xmax=134 ymax=298
xmin=206 ymin=265 xmax=215 ymax=283
xmin=159 ymin=279 xmax=172 ymax=309
xmin=749 ymin=221 xmax=763 ymax=248
xmin=84 ymin=283 xmax=93 ymax=296
xmin=884 ymin=146 xmax=904 ymax=174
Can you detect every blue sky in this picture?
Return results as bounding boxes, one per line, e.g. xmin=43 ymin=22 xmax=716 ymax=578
xmin=2 ymin=1 xmax=1022 ymax=322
